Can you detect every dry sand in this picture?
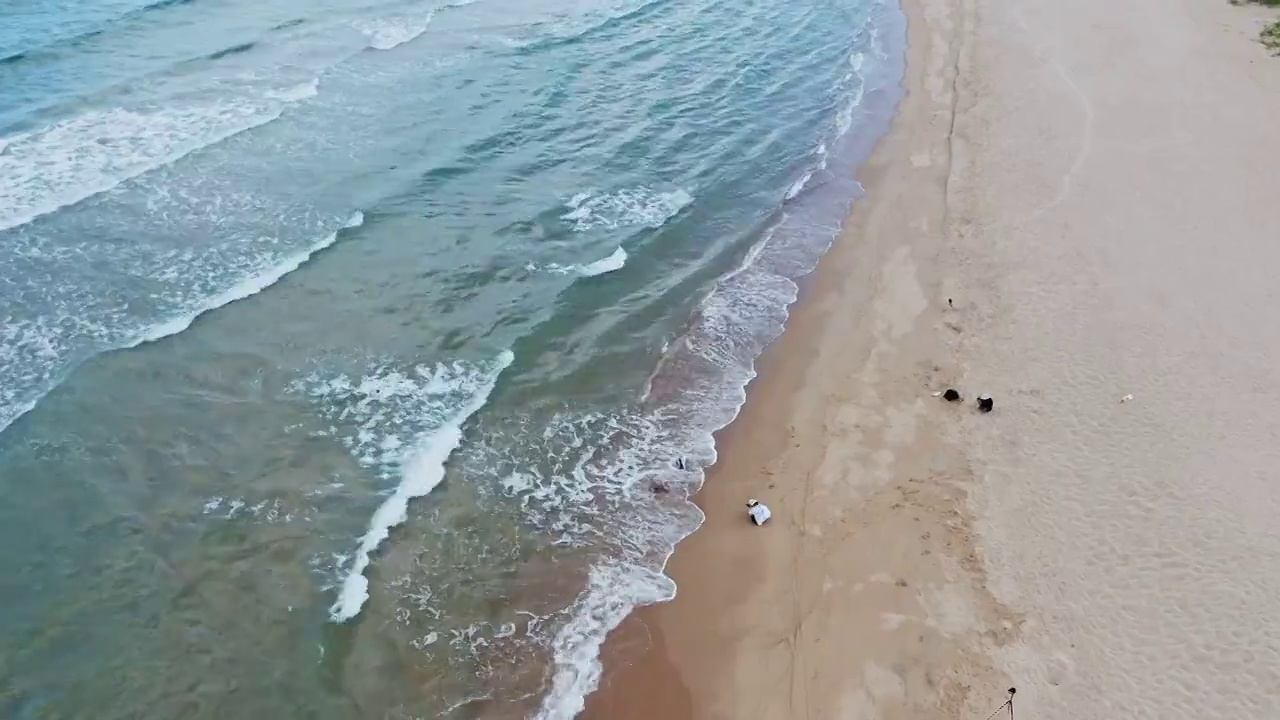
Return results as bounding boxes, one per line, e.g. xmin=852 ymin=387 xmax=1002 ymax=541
xmin=582 ymin=0 xmax=1280 ymax=718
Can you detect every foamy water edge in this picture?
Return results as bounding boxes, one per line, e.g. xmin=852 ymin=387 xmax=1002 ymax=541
xmin=329 ymin=349 xmax=516 ymax=623
xmin=531 ymin=7 xmax=900 ymax=716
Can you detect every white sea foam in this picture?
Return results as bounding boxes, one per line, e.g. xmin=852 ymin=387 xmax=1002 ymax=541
xmin=560 ymin=187 xmax=693 ymax=232
xmin=833 ymin=43 xmax=871 ymax=139
xmin=0 ymin=316 xmax=63 ymax=432
xmin=835 ymin=77 xmax=865 ymax=138
xmin=785 ymin=170 xmax=815 ymax=200
xmin=353 ymin=0 xmax=480 ymax=50
xmin=850 ymin=49 xmax=866 ymax=72
xmin=0 ymin=212 xmax=361 ymax=437
xmin=576 ymin=247 xmax=627 ymax=277
xmin=312 ymin=350 xmax=514 ymax=623
xmin=785 ymin=141 xmax=834 ymax=201
xmin=537 ymin=246 xmax=628 ymax=278
xmin=355 ymin=14 xmax=436 ymax=51
xmin=0 ymin=91 xmax=315 ymax=233
xmin=532 ymin=563 xmax=675 ymax=720
xmin=132 ymin=211 xmax=363 ymax=345
xmin=201 ymin=495 xmax=305 ymax=523
xmin=486 ymin=411 xmax=637 ymax=541
xmin=268 ymin=78 xmax=320 ymax=102
xmin=298 ymin=351 xmax=504 ymax=475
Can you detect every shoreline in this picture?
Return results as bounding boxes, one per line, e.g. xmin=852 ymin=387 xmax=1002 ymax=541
xmin=580 ymin=0 xmax=1016 ymax=716
xmin=583 ymin=0 xmax=1280 ymax=716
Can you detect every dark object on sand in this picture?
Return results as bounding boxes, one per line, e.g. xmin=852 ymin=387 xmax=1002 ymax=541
xmin=948 ymin=298 xmax=954 ymax=308
xmin=983 ymin=687 xmax=1016 ymax=720
xmin=977 ymin=394 xmax=994 ymax=413
xmin=943 ymin=388 xmax=961 ymax=402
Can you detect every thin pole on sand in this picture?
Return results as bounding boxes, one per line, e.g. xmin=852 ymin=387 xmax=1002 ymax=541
xmin=982 ymin=688 xmax=1016 ymax=720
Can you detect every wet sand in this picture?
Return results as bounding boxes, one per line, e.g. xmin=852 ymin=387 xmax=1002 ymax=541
xmin=583 ymin=0 xmax=1280 ymax=717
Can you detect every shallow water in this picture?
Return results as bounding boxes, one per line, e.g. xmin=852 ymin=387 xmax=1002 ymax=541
xmin=0 ymin=0 xmax=904 ymax=716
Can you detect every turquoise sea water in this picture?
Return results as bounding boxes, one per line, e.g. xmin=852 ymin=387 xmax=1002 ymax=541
xmin=0 ymin=0 xmax=904 ymax=716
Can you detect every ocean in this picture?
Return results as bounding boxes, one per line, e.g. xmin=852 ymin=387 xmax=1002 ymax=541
xmin=0 ymin=0 xmax=904 ymax=716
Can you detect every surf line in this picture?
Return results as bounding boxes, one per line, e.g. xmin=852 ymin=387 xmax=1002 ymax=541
xmin=0 ymin=212 xmax=365 ymax=439
xmin=328 ymin=349 xmax=515 ymax=623
xmin=131 ymin=211 xmax=365 ymax=347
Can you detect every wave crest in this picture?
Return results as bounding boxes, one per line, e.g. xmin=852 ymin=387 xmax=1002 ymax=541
xmin=560 ymin=187 xmax=692 ymax=232
xmin=296 ymin=350 xmax=515 ymax=623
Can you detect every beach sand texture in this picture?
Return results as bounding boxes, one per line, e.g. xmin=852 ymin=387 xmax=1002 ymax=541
xmin=583 ymin=0 xmax=1280 ymax=718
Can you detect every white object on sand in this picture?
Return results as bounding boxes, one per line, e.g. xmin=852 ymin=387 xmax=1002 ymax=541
xmin=1120 ymin=393 xmax=1134 ymax=403
xmin=746 ymin=499 xmax=772 ymax=526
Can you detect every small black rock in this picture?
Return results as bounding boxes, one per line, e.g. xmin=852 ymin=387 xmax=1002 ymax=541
xmin=943 ymin=388 xmax=962 ymax=402
xmin=977 ymin=394 xmax=994 ymax=413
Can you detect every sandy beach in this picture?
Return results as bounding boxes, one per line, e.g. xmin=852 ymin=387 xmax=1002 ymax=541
xmin=582 ymin=0 xmax=1280 ymax=717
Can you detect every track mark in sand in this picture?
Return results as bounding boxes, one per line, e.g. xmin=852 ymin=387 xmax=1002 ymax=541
xmin=1030 ymin=61 xmax=1095 ymax=220
xmin=788 ymin=466 xmax=817 ymax=720
xmin=1009 ymin=4 xmax=1096 ymax=226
